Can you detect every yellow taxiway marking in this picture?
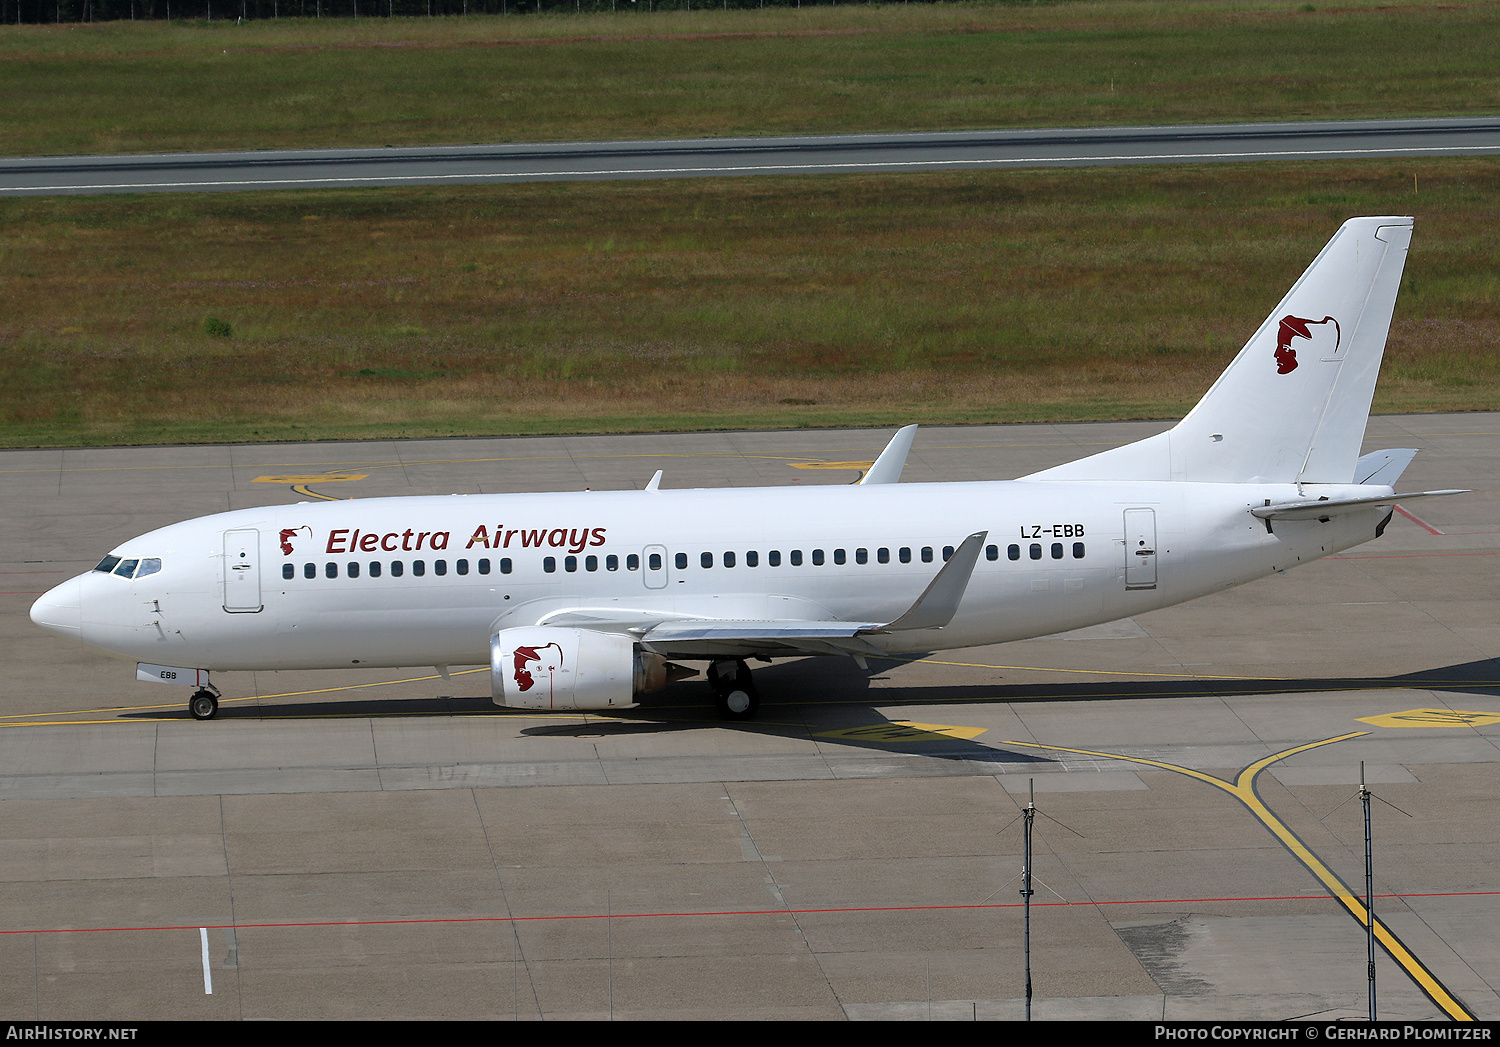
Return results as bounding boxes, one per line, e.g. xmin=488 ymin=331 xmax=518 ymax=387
xmin=290 ymin=484 xmax=344 ymax=501
xmin=790 ymin=460 xmax=875 ymax=471
xmin=817 ymin=721 xmax=986 ymax=743
xmin=1359 ymin=708 xmax=1500 ymax=728
xmin=1002 ymin=733 xmax=1476 ymax=1022
xmin=253 ymin=473 xmax=369 ymax=484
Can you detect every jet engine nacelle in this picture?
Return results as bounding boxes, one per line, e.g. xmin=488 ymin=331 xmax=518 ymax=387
xmin=490 ymin=626 xmax=670 ymax=711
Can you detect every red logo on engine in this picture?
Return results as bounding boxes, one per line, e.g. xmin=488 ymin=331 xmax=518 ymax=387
xmin=513 ymin=643 xmax=563 ymax=694
xmin=279 ymin=527 xmax=310 ymax=556
xmin=1275 ymin=315 xmax=1339 ymax=374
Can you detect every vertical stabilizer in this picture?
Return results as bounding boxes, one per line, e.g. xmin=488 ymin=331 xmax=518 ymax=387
xmin=1025 ymin=217 xmax=1413 ymax=484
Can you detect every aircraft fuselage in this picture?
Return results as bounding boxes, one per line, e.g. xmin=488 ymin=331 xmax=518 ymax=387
xmin=46 ymin=479 xmax=1388 ymax=673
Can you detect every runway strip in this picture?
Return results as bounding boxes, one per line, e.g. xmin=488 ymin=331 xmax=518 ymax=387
xmin=3 ymin=117 xmax=1498 ymax=196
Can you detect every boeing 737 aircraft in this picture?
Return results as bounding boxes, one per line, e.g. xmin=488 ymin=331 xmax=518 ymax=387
xmin=31 ymin=217 xmax=1463 ymax=722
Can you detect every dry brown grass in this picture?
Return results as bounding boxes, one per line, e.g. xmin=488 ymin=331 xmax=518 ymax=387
xmin=2 ymin=158 xmax=1498 ymax=446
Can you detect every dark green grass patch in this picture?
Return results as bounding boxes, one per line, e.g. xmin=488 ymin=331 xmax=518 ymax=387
xmin=1 ymin=2 xmax=1498 ymax=156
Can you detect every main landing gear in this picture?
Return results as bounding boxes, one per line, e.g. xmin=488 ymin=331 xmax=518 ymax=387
xmin=189 ymin=687 xmax=220 ymax=721
xmin=707 ymin=658 xmax=759 ymax=721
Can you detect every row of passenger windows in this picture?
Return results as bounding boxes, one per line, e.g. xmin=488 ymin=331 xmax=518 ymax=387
xmin=283 ymin=557 xmax=512 ymax=580
xmin=283 ymin=543 xmax=1087 ymax=581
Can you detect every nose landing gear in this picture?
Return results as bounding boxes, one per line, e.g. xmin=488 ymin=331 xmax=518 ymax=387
xmin=189 ymin=686 xmax=221 ymax=721
xmin=707 ymin=658 xmax=759 ymax=721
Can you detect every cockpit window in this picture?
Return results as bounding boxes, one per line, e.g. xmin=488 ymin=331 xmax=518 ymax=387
xmin=97 ymin=556 xmax=162 ymax=579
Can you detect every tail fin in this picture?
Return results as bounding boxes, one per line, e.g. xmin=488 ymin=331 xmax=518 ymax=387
xmin=1025 ymin=217 xmax=1413 ymax=484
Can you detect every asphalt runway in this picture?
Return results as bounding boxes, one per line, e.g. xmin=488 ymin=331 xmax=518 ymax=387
xmin=3 ymin=417 xmax=1498 ymax=1020
xmin=3 ymin=117 xmax=1498 ymax=196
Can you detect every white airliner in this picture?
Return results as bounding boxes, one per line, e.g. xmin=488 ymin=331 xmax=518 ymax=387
xmin=31 ymin=216 xmax=1462 ymax=722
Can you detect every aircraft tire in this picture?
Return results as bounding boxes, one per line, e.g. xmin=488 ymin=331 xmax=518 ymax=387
xmin=714 ymin=684 xmax=759 ymax=722
xmin=189 ymin=690 xmax=219 ymax=721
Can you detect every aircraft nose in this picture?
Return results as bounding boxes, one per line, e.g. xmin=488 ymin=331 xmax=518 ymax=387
xmin=30 ymin=577 xmax=82 ymax=639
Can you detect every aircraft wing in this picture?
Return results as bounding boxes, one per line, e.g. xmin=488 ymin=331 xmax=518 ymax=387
xmin=535 ymin=531 xmax=988 ymax=659
xmin=1251 ymin=489 xmax=1467 ymax=521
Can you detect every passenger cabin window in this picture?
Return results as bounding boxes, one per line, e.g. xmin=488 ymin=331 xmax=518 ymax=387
xmin=921 ymin=547 xmax=933 ymax=563
xmin=675 ymin=553 xmax=687 ymax=570
xmin=283 ymin=564 xmax=294 ymax=580
xmin=986 ymin=545 xmax=999 ymax=561
xmin=878 ymin=548 xmax=890 ymax=564
xmin=1008 ymin=544 xmax=1021 ymax=561
xmin=746 ymin=551 xmax=758 ymax=568
xmin=769 ymin=551 xmax=781 ymax=567
xmin=790 ymin=550 xmax=803 ymax=567
xmin=899 ymin=547 xmax=911 ymax=564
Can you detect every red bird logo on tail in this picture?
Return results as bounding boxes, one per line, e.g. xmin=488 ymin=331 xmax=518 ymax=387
xmin=1274 ymin=315 xmax=1339 ymax=374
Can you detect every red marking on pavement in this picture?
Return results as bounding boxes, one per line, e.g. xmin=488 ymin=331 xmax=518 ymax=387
xmin=6 ymin=890 xmax=1499 ymax=937
xmin=1395 ymin=504 xmax=1445 ymax=535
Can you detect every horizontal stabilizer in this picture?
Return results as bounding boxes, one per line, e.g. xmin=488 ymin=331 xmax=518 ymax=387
xmin=1251 ymin=489 xmax=1467 ymax=521
xmin=1354 ymin=449 xmax=1418 ymax=486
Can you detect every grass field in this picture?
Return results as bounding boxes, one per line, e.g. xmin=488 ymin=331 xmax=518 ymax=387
xmin=3 ymin=159 xmax=1496 ymax=447
xmin=2 ymin=1 xmax=1498 ymax=156
xmin=1 ymin=1 xmax=1497 ymax=447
